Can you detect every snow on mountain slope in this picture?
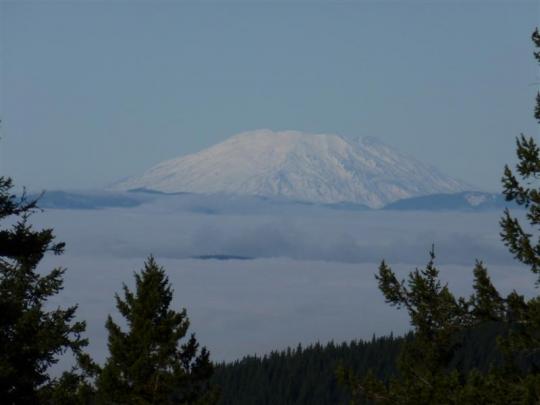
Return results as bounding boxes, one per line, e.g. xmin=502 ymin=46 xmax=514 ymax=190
xmin=114 ymin=130 xmax=470 ymax=208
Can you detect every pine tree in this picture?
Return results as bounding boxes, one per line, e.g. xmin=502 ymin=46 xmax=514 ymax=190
xmin=0 ymin=177 xmax=89 ymax=404
xmin=96 ymin=256 xmax=217 ymax=404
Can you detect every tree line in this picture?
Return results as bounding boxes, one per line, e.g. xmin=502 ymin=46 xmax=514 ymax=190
xmin=213 ymin=322 xmax=517 ymax=405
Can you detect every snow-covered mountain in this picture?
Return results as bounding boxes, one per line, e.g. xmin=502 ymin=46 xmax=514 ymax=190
xmin=114 ymin=130 xmax=470 ymax=208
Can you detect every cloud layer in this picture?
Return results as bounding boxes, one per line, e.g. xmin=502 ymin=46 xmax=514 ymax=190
xmin=30 ymin=202 xmax=535 ymax=373
xmin=34 ymin=200 xmax=515 ymax=265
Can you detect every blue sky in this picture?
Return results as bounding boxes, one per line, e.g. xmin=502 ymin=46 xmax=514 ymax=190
xmin=1 ymin=0 xmax=538 ymax=191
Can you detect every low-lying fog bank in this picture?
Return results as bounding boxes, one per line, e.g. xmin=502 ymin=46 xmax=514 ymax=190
xmin=32 ymin=205 xmax=534 ymax=372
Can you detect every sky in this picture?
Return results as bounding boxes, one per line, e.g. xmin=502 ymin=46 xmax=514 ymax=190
xmin=1 ymin=0 xmax=539 ymax=191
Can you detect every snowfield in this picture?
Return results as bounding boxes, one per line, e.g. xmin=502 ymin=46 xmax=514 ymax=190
xmin=114 ymin=130 xmax=470 ymax=208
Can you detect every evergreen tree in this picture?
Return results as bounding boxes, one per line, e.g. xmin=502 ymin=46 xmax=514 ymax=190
xmin=339 ymin=29 xmax=540 ymax=404
xmin=0 ymin=177 xmax=89 ymax=404
xmin=96 ymin=256 xmax=217 ymax=404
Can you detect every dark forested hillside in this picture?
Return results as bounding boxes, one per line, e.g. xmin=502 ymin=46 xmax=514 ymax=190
xmin=212 ymin=335 xmax=404 ymax=405
xmin=212 ymin=323 xmax=507 ymax=405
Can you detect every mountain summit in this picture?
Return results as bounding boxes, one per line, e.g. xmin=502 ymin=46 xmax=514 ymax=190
xmin=114 ymin=130 xmax=469 ymax=208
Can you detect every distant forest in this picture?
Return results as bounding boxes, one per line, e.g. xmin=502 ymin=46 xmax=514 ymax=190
xmin=213 ymin=323 xmax=505 ymax=405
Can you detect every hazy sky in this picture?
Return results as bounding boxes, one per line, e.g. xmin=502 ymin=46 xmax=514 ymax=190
xmin=1 ymin=0 xmax=539 ymax=191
